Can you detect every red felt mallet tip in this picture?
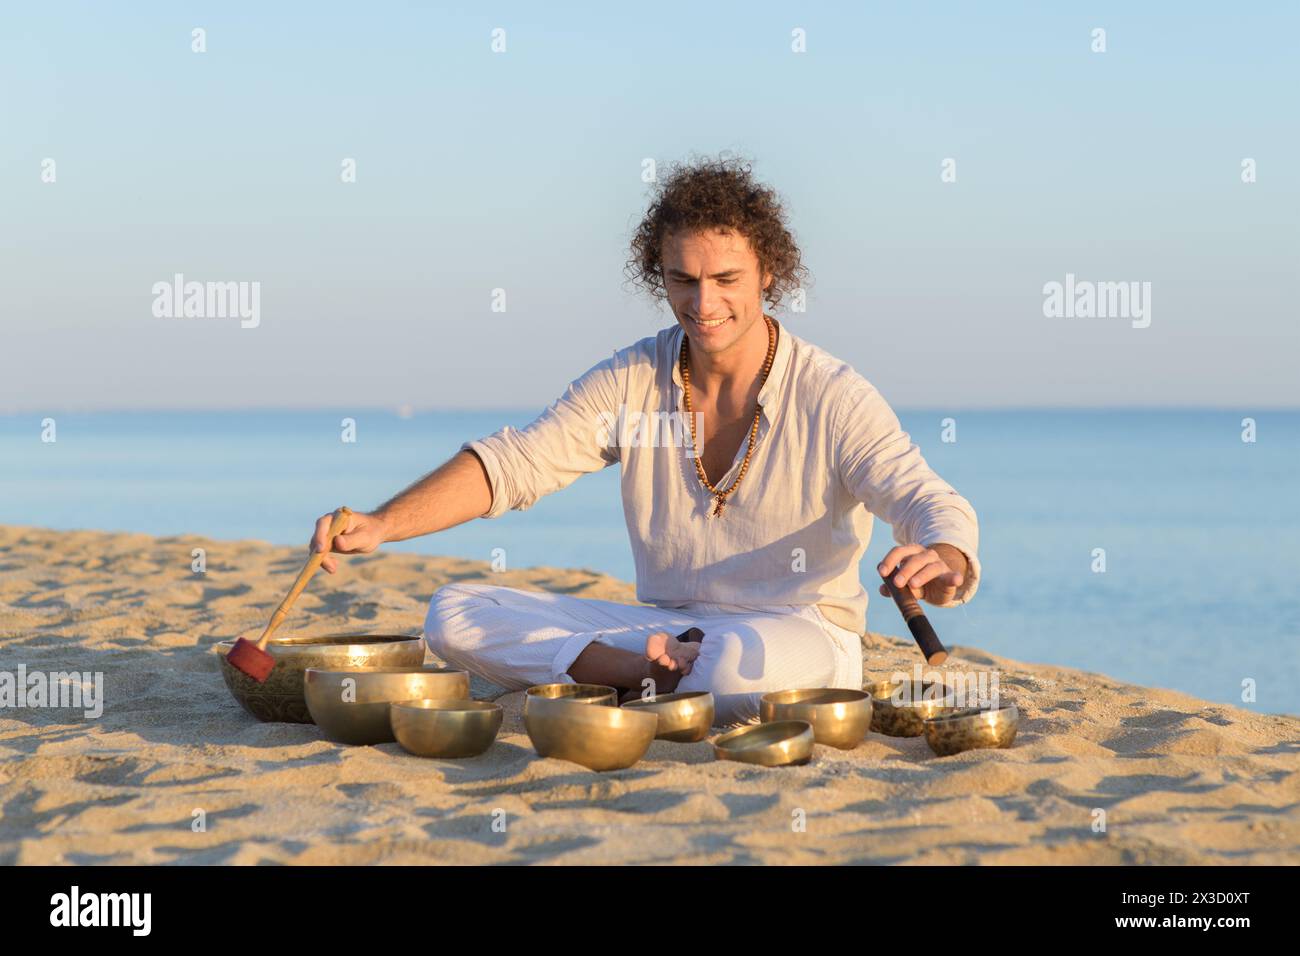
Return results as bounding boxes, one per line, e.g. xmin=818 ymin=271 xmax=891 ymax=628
xmin=225 ymin=507 xmax=353 ymax=685
xmin=226 ymin=636 xmax=275 ymax=682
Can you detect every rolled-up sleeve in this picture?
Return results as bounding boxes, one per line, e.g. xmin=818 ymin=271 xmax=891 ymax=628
xmin=834 ymin=378 xmax=981 ymax=606
xmin=462 ymin=351 xmax=624 ymax=519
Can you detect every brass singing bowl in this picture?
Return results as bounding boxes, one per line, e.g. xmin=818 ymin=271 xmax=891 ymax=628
xmin=525 ymin=683 xmax=618 ymax=706
xmin=390 ymin=699 xmax=503 ymax=758
xmin=924 ymin=703 xmax=1020 ymax=756
xmin=864 ymin=678 xmax=961 ymax=737
xmin=759 ymin=688 xmax=873 ymax=750
xmin=712 ymin=720 xmax=815 ymax=767
xmin=621 ymin=691 xmax=715 ymax=742
xmin=216 ymin=634 xmax=426 ymax=723
xmin=523 ymin=694 xmax=658 ymax=771
xmin=304 ymin=666 xmax=469 ymax=745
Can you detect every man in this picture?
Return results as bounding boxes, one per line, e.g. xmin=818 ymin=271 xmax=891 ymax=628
xmin=309 ymin=156 xmax=980 ymax=726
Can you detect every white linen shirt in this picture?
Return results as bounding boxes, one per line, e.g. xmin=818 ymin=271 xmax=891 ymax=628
xmin=462 ymin=319 xmax=981 ymax=635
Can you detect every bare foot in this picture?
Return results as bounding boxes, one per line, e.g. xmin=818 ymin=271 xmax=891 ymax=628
xmin=615 ymin=632 xmax=704 ymax=703
xmin=645 ymin=630 xmax=700 ymax=674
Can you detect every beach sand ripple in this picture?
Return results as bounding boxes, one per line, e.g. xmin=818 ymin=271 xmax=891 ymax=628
xmin=1 ymin=525 xmax=1296 ymax=865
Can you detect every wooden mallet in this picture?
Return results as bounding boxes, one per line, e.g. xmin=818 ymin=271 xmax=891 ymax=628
xmin=881 ymin=562 xmax=949 ymax=666
xmin=225 ymin=507 xmax=353 ymax=682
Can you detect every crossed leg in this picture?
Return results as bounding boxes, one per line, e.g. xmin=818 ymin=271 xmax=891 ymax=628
xmin=424 ymin=582 xmax=861 ymax=727
xmin=562 ymin=637 xmax=701 ymax=703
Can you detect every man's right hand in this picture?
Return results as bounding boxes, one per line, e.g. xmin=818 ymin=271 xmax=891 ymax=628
xmin=310 ymin=509 xmax=389 ymax=574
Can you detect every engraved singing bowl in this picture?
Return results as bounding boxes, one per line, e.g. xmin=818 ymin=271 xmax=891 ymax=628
xmin=864 ymin=678 xmax=961 ymax=737
xmin=759 ymin=688 xmax=873 ymax=750
xmin=304 ymin=666 xmax=469 ymax=745
xmin=712 ymin=720 xmax=815 ymax=767
xmin=621 ymin=691 xmax=715 ymax=742
xmin=523 ymin=693 xmax=658 ymax=771
xmin=390 ymin=699 xmax=503 ymax=758
xmin=524 ymin=683 xmax=618 ymax=706
xmin=924 ymin=703 xmax=1020 ymax=757
xmin=216 ymin=634 xmax=426 ymax=723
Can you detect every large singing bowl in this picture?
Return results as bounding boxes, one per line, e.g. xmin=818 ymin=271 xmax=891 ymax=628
xmin=216 ymin=634 xmax=425 ymax=723
xmin=305 ymin=666 xmax=469 ymax=744
xmin=621 ymin=691 xmax=715 ymax=742
xmin=391 ymin=699 xmax=503 ymax=758
xmin=759 ymin=688 xmax=873 ymax=750
xmin=712 ymin=720 xmax=815 ymax=767
xmin=924 ymin=703 xmax=1020 ymax=757
xmin=864 ymin=678 xmax=961 ymax=738
xmin=524 ymin=694 xmax=658 ymax=771
xmin=525 ymin=683 xmax=618 ymax=706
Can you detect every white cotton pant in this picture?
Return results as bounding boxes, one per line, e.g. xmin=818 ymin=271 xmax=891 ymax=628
xmin=423 ymin=583 xmax=864 ymax=728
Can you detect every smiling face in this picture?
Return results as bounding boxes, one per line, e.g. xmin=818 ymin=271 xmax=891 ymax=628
xmin=662 ymin=228 xmax=773 ymax=357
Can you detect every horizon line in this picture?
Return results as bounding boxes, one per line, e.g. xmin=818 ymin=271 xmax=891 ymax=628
xmin=2 ymin=404 xmax=1298 ymax=416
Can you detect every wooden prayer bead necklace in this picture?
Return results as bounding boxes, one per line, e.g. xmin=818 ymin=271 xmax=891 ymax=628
xmin=679 ymin=314 xmax=777 ymax=518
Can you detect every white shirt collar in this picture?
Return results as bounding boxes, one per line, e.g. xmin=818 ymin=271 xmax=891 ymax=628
xmin=669 ymin=316 xmax=792 ymax=417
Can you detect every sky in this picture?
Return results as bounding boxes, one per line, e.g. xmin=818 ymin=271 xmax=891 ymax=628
xmin=2 ymin=1 xmax=1297 ymax=411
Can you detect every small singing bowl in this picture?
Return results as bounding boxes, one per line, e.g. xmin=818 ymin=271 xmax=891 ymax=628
xmin=864 ymin=678 xmax=961 ymax=737
xmin=924 ymin=703 xmax=1020 ymax=757
xmin=759 ymin=688 xmax=873 ymax=750
xmin=525 ymin=683 xmax=618 ymax=706
xmin=524 ymin=694 xmax=658 ymax=771
xmin=621 ymin=691 xmax=715 ymax=742
xmin=216 ymin=634 xmax=425 ymax=723
xmin=712 ymin=720 xmax=815 ymax=767
xmin=304 ymin=666 xmax=469 ymax=745
xmin=390 ymin=699 xmax=503 ymax=758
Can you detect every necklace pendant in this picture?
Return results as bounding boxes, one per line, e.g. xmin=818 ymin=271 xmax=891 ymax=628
xmin=683 ymin=317 xmax=774 ymax=524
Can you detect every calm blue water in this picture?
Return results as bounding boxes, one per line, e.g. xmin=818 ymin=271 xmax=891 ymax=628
xmin=3 ymin=410 xmax=1297 ymax=715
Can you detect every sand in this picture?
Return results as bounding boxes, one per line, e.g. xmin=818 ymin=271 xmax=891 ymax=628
xmin=0 ymin=524 xmax=1296 ymax=865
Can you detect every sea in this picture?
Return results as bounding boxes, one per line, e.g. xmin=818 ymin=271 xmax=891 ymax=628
xmin=3 ymin=408 xmax=1297 ymax=715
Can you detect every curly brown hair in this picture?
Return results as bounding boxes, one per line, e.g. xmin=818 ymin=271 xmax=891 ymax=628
xmin=625 ymin=154 xmax=809 ymax=311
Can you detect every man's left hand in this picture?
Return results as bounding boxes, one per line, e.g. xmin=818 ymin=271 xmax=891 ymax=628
xmin=876 ymin=543 xmax=968 ymax=606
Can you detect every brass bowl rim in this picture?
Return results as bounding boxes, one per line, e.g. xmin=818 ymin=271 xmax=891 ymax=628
xmin=621 ymin=690 xmax=713 ymax=709
xmin=391 ymin=698 xmax=501 ymax=714
xmin=713 ymin=719 xmax=813 ymax=751
xmin=525 ymin=693 xmax=659 ymax=728
xmin=923 ymin=702 xmax=1020 ymax=726
xmin=865 ymin=679 xmax=959 ymax=706
xmin=760 ymin=687 xmax=872 ymax=707
xmin=525 ymin=682 xmax=619 ymax=698
xmin=304 ymin=665 xmax=464 ymax=677
xmin=219 ymin=633 xmax=421 ymax=646
xmin=217 ymin=634 xmax=425 ymax=657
